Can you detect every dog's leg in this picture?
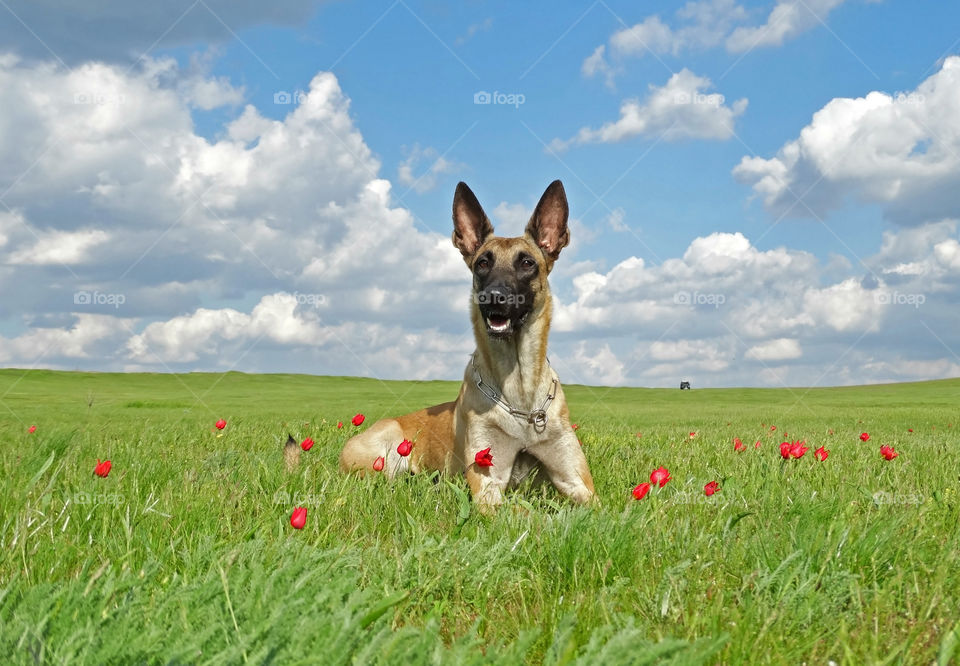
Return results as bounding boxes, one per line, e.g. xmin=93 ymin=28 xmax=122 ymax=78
xmin=339 ymin=418 xmax=410 ymax=477
xmin=464 ymin=449 xmax=518 ymax=515
xmin=530 ymin=433 xmax=595 ymax=504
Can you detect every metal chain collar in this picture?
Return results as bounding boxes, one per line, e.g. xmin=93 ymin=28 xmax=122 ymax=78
xmin=472 ymin=353 xmax=557 ymax=432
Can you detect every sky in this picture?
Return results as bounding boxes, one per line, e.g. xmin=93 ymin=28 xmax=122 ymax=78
xmin=1 ymin=0 xmax=960 ymax=388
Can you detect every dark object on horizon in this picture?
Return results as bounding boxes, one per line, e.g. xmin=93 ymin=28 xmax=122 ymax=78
xmin=680 ymin=381 xmax=691 ymax=390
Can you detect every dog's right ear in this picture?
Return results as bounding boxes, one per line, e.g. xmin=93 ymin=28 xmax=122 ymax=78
xmin=452 ymin=182 xmax=494 ymax=263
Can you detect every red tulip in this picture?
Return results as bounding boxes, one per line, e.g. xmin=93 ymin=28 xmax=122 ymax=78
xmin=300 ymin=437 xmax=314 ymax=451
xmin=790 ymin=440 xmax=808 ymax=458
xmin=571 ymin=423 xmax=579 ymax=430
xmin=704 ymin=481 xmax=720 ymax=496
xmin=397 ymin=439 xmax=412 ymax=457
xmin=290 ymin=507 xmax=307 ymax=529
xmin=632 ymin=482 xmax=651 ymax=500
xmin=351 ymin=414 xmax=365 ymax=426
xmin=215 ymin=419 xmax=226 ymax=430
xmin=814 ymin=446 xmax=828 ymax=461
xmin=734 ymin=437 xmax=746 ymax=452
xmin=474 ymin=447 xmax=494 ymax=467
xmin=907 ymin=428 xmax=913 ymax=433
xmin=779 ymin=442 xmax=792 ymax=459
xmin=650 ymin=466 xmax=671 ymax=488
xmin=754 ymin=440 xmax=761 ymax=449
xmin=337 ymin=421 xmax=343 ymax=429
xmin=880 ymin=445 xmax=898 ymax=461
xmin=689 ymin=431 xmax=697 ymax=439
xmin=770 ymin=425 xmax=777 ymax=431
xmin=27 ymin=425 xmax=36 ymax=433
xmin=859 ymin=432 xmax=870 ymax=442
xmin=372 ymin=456 xmax=384 ymax=471
xmin=94 ymin=459 xmax=111 ymax=478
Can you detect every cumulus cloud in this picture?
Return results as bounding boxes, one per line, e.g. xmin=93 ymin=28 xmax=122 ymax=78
xmin=726 ymin=0 xmax=846 ymax=52
xmin=548 ymin=225 xmax=960 ymax=387
xmin=583 ymin=0 xmax=849 ymax=84
xmin=551 ymin=69 xmax=747 ymax=150
xmin=1 ymin=49 xmax=958 ymax=389
xmin=734 ymin=57 xmax=960 ymax=225
xmin=396 ymin=145 xmax=461 ymax=194
xmin=745 ymin=338 xmax=802 ymax=361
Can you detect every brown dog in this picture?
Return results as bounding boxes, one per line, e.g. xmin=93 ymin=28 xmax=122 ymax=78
xmin=339 ymin=180 xmax=595 ymax=513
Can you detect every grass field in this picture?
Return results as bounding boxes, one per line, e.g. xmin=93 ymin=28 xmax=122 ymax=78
xmin=1 ymin=368 xmax=958 ymax=664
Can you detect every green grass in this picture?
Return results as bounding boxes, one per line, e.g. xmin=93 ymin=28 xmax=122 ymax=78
xmin=1 ymin=368 xmax=958 ymax=664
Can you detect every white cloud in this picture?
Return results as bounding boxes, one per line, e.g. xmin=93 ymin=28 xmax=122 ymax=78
xmin=565 ymin=342 xmax=627 ymax=386
xmin=745 ymin=338 xmax=802 ymax=361
xmin=734 ymin=56 xmax=960 ymax=224
xmin=726 ymin=0 xmax=846 ymax=52
xmin=552 ymin=69 xmax=747 ymax=150
xmin=583 ymin=0 xmax=843 ymax=84
xmin=396 ymin=144 xmax=461 ymax=194
xmin=2 ymin=51 xmax=959 ymax=390
xmin=8 ymin=229 xmax=109 ymax=265
xmin=0 ymin=314 xmax=127 ymax=362
xmin=455 ymin=17 xmax=493 ymax=46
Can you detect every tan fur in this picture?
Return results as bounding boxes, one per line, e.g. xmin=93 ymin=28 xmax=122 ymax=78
xmin=283 ymin=435 xmax=301 ymax=473
xmin=339 ymin=181 xmax=595 ymax=513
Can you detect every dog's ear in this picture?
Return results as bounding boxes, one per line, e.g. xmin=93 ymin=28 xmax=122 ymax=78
xmin=525 ymin=180 xmax=570 ymax=267
xmin=452 ymin=182 xmax=494 ymax=263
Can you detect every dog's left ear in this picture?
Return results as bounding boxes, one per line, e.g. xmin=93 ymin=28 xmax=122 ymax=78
xmin=525 ymin=180 xmax=570 ymax=268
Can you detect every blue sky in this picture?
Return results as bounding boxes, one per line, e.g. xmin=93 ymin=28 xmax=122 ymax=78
xmin=1 ymin=0 xmax=960 ymax=388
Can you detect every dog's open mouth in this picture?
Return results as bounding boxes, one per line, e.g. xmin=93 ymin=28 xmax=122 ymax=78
xmin=480 ymin=307 xmax=515 ymax=338
xmin=486 ymin=314 xmax=511 ymax=334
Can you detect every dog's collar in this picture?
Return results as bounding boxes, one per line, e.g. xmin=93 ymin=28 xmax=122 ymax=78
xmin=471 ymin=353 xmax=557 ymax=432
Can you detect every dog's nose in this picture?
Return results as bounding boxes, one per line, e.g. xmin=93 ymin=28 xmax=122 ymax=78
xmin=479 ymin=285 xmax=512 ymax=307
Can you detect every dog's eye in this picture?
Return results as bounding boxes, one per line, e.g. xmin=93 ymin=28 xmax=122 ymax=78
xmin=520 ymin=257 xmax=535 ymax=269
xmin=477 ymin=258 xmax=490 ymax=270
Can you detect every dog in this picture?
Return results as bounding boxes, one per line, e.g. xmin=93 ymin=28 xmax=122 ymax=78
xmin=338 ymin=180 xmax=595 ymax=513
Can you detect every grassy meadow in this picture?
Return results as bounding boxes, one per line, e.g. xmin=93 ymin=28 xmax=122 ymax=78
xmin=1 ymin=368 xmax=958 ymax=664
